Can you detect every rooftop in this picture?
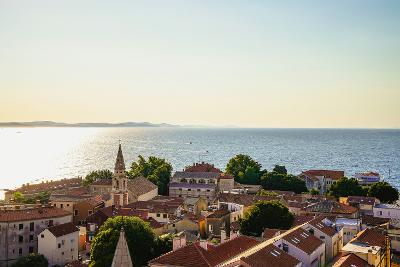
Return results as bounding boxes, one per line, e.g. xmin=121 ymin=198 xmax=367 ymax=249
xmin=184 ymin=162 xmax=222 ymax=173
xmin=307 ymin=216 xmax=337 ymax=237
xmin=91 ymin=179 xmax=112 ymax=186
xmin=46 ymin=222 xmax=79 ymax=237
xmin=169 ymin=182 xmax=216 ymax=189
xmin=240 ymin=244 xmax=301 ymax=267
xmin=173 ymin=171 xmax=221 ymax=179
xmin=347 ymin=196 xmax=378 ymax=206
xmin=282 ymin=228 xmax=324 ymax=255
xmin=333 ymin=253 xmax=372 ymax=267
xmin=127 ymin=176 xmax=157 ymax=197
xmin=0 ymin=206 xmax=71 ymax=222
xmin=301 ymin=170 xmax=344 ymax=181
xmin=303 ymin=200 xmax=358 ymax=215
xmin=150 ymin=235 xmax=259 ymax=267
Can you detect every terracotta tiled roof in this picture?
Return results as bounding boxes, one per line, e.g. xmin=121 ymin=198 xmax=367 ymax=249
xmin=126 ymin=196 xmax=184 ymax=214
xmin=333 ymin=253 xmax=372 ymax=267
xmin=173 ymin=171 xmax=221 ymax=179
xmin=240 ymin=244 xmax=301 ymax=267
xmin=206 ymin=209 xmax=230 ymax=219
xmin=150 ymin=236 xmax=259 ymax=267
xmin=352 ymin=228 xmax=386 ymax=248
xmin=263 ymin=228 xmax=282 ymax=239
xmin=127 ymin=176 xmax=157 ymax=197
xmin=185 ymin=163 xmax=222 ymax=173
xmin=301 ymin=170 xmax=344 ymax=181
xmin=361 ymin=215 xmax=390 ymax=227
xmin=219 ymin=174 xmax=234 ymax=180
xmin=46 ymin=222 xmax=79 ymax=237
xmin=83 ymin=195 xmax=104 ymax=207
xmin=282 ymin=228 xmax=324 ymax=255
xmin=91 ymin=179 xmax=112 ymax=186
xmin=0 ymin=207 xmax=72 ymax=222
xmin=293 ymin=215 xmax=315 ymax=227
xmin=307 ymin=216 xmax=337 ymax=237
xmin=303 ymin=200 xmax=358 ymax=215
xmin=6 ymin=178 xmax=83 ymax=195
xmin=347 ymin=196 xmax=377 ymax=206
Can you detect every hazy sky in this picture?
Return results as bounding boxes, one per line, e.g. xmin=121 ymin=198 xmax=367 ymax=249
xmin=1 ymin=0 xmax=399 ymax=128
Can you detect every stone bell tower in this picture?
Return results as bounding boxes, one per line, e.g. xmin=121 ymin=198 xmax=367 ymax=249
xmin=111 ymin=142 xmax=129 ymax=206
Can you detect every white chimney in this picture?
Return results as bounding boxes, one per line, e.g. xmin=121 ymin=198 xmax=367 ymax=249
xmin=172 ymin=234 xmax=187 ymax=251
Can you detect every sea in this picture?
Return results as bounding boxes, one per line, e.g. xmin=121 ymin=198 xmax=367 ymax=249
xmin=0 ymin=127 xmax=399 ymax=199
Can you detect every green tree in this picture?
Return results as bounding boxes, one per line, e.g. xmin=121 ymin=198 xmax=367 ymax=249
xmin=309 ymin=188 xmax=320 ymax=195
xmin=83 ymin=169 xmax=113 ymax=186
xmin=13 ymin=192 xmax=25 ymax=203
xmin=260 ymin=172 xmax=307 ymax=194
xmin=128 ymin=155 xmax=172 ymax=195
xmin=90 ymin=216 xmax=162 ymax=267
xmin=226 ymin=154 xmax=262 ymax=184
xmin=239 ymin=200 xmax=294 ymax=236
xmin=256 ymin=189 xmax=278 ymax=197
xmin=328 ymin=177 xmax=366 ymax=199
xmin=367 ymin=182 xmax=399 ymax=203
xmin=273 ymin=165 xmax=287 ymax=175
xmin=11 ymin=253 xmax=48 ymax=267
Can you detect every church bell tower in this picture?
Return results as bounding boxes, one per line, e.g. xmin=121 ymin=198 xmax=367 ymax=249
xmin=111 ymin=142 xmax=129 ymax=206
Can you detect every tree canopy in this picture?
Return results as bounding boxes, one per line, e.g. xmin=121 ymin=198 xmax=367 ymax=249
xmin=260 ymin=172 xmax=307 ymax=194
xmin=82 ymin=169 xmax=113 ymax=186
xmin=272 ymin=165 xmax=287 ymax=175
xmin=13 ymin=191 xmax=50 ymax=204
xmin=367 ymin=181 xmax=399 ymax=203
xmin=128 ymin=155 xmax=172 ymax=195
xmin=90 ymin=216 xmax=169 ymax=267
xmin=239 ymin=200 xmax=294 ymax=236
xmin=256 ymin=189 xmax=278 ymax=197
xmin=327 ymin=177 xmax=366 ymax=199
xmin=226 ymin=154 xmax=262 ymax=185
xmin=11 ymin=253 xmax=48 ymax=267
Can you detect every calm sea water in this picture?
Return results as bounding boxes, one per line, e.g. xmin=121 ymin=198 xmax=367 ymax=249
xmin=0 ymin=127 xmax=399 ymax=195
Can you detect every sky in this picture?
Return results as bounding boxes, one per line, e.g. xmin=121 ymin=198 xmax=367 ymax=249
xmin=0 ymin=0 xmax=399 ymax=128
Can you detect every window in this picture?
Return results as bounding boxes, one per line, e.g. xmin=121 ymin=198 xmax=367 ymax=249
xmin=283 ymin=243 xmax=289 ymax=253
xmin=29 ymin=247 xmax=34 ymax=253
xmin=197 ymin=189 xmax=201 ymax=192
xmin=67 ymin=204 xmax=70 ymax=207
xmin=29 ymin=234 xmax=34 ymax=242
xmin=49 ymin=220 xmax=54 ymax=226
xmin=62 ymin=240 xmax=65 ymax=245
xmin=320 ymin=236 xmax=325 ymax=239
xmin=188 ymin=189 xmax=191 ymax=191
xmin=178 ymin=195 xmax=182 ymax=197
xmin=18 ymin=235 xmax=23 ymax=243
xmin=62 ymin=252 xmax=64 ymax=255
xmin=41 ymin=234 xmax=44 ymax=238
xmin=88 ymin=210 xmax=93 ymax=215
xmin=156 ymin=213 xmax=160 ymax=217
xmin=60 ymin=204 xmax=64 ymax=208
xmin=30 ymin=222 xmax=34 ymax=231
xmin=163 ymin=214 xmax=167 ymax=218
xmin=18 ymin=248 xmax=22 ymax=255
xmin=379 ymin=211 xmax=383 ymax=216
xmin=19 ymin=224 xmax=23 ymax=230
xmin=206 ymin=190 xmax=210 ymax=192
xmin=58 ymin=243 xmax=61 ymax=248
xmin=74 ymin=210 xmax=78 ymax=216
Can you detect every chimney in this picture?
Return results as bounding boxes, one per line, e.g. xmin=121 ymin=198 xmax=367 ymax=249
xmin=35 ymin=199 xmax=41 ymax=208
xmin=199 ymin=240 xmax=208 ymax=250
xmin=173 ymin=233 xmax=187 ymax=251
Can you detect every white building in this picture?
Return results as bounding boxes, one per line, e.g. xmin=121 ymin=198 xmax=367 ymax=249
xmin=38 ymin=222 xmax=79 ymax=267
xmin=373 ymin=203 xmax=400 ymax=220
xmin=354 ymin=172 xmax=380 ymax=185
xmin=335 ymin=217 xmax=361 ymax=245
xmin=299 ymin=170 xmax=344 ymax=194
xmin=0 ymin=206 xmax=72 ymax=266
xmin=274 ymin=228 xmax=325 ymax=267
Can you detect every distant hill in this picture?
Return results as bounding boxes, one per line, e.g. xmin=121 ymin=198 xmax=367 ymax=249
xmin=0 ymin=121 xmax=179 ymax=127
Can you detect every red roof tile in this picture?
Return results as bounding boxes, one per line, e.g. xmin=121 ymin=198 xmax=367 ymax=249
xmin=46 ymin=222 xmax=79 ymax=237
xmin=185 ymin=163 xmax=222 ymax=173
xmin=307 ymin=216 xmax=337 ymax=237
xmin=283 ymin=228 xmax=324 ymax=255
xmin=352 ymin=228 xmax=386 ymax=248
xmin=150 ymin=236 xmax=259 ymax=267
xmin=301 ymin=170 xmax=344 ymax=181
xmin=0 ymin=207 xmax=72 ymax=222
xmin=241 ymin=244 xmax=301 ymax=267
xmin=333 ymin=253 xmax=372 ymax=267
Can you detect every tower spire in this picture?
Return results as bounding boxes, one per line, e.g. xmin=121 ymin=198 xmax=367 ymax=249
xmin=111 ymin=227 xmax=133 ymax=267
xmin=114 ymin=142 xmax=125 ymax=174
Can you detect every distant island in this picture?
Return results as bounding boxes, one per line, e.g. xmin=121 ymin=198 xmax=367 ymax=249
xmin=0 ymin=121 xmax=180 ymax=127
